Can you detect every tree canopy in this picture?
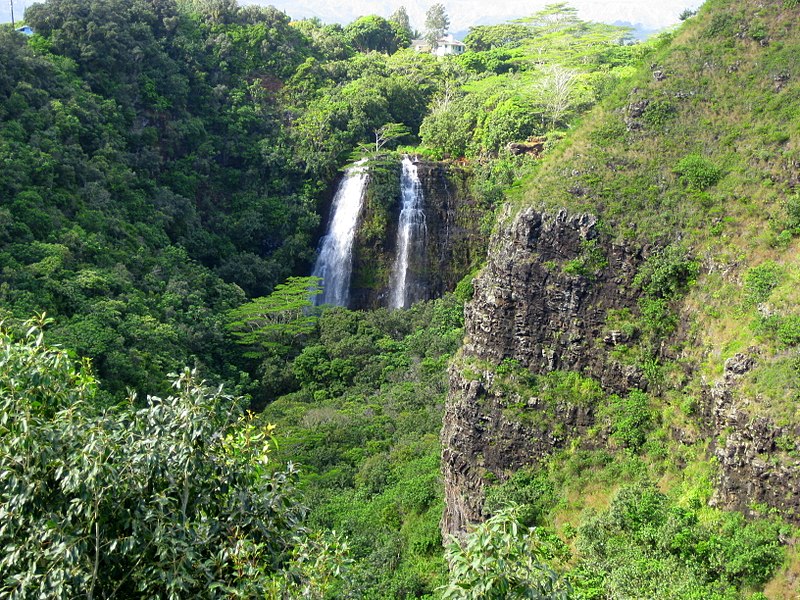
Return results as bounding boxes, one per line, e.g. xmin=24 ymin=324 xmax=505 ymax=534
xmin=0 ymin=317 xmax=348 ymax=598
xmin=425 ymin=3 xmax=450 ymax=47
xmin=344 ymin=14 xmax=409 ymax=54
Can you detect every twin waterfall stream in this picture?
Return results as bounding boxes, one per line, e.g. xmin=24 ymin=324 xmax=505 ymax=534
xmin=389 ymin=156 xmax=427 ymax=309
xmin=312 ymin=155 xmax=427 ymax=309
xmin=311 ymin=158 xmax=368 ymax=307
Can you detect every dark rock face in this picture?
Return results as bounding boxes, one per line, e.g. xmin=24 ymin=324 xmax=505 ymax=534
xmin=416 ymin=161 xmax=484 ymax=300
xmin=463 ymin=208 xmax=642 ymax=389
xmin=701 ymin=353 xmax=800 ymax=521
xmin=442 ymin=208 xmax=642 ymax=538
xmin=506 ymin=138 xmax=545 ymax=157
xmin=442 ymin=366 xmax=597 ymax=536
xmin=441 ymin=202 xmax=800 ymax=537
xmin=349 ymin=158 xmax=486 ymax=309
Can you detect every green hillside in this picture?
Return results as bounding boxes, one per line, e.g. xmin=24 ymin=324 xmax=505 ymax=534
xmin=3 ymin=0 xmax=800 ymax=598
xmin=444 ymin=0 xmax=800 ymax=598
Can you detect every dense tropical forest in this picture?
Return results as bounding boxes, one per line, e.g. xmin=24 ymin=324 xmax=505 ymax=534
xmin=2 ymin=0 xmax=799 ymax=597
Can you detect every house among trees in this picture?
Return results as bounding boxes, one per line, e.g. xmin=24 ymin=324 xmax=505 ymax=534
xmin=411 ymin=34 xmax=465 ymax=56
xmin=15 ymin=25 xmax=34 ymax=36
xmin=411 ymin=38 xmax=431 ymax=52
xmin=433 ymin=34 xmax=465 ymax=56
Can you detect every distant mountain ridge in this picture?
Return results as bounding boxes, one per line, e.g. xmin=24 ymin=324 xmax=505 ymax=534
xmin=242 ymin=0 xmax=703 ymax=32
xmin=1 ymin=1 xmax=703 ymax=33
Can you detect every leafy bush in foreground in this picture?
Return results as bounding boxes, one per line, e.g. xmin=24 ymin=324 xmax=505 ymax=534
xmin=441 ymin=507 xmax=570 ymax=600
xmin=0 ymin=316 xmax=346 ymax=599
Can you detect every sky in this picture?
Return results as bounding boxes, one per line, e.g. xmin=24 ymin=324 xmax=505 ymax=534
xmin=2 ymin=0 xmax=706 ymax=34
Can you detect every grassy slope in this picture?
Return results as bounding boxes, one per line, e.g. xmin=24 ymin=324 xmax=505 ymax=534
xmin=510 ymin=0 xmax=800 ymax=425
xmin=488 ymin=0 xmax=800 ymax=596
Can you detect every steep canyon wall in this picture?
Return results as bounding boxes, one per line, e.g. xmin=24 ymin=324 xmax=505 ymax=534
xmin=442 ymin=207 xmax=800 ymax=538
xmin=441 ymin=208 xmax=644 ymax=536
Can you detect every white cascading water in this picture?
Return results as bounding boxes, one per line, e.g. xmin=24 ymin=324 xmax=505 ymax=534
xmin=312 ymin=159 xmax=368 ymax=307
xmin=389 ymin=155 xmax=427 ymax=309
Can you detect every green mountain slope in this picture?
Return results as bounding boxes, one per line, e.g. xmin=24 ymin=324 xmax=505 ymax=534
xmin=0 ymin=1 xmax=443 ymax=400
xmin=443 ymin=0 xmax=800 ymax=597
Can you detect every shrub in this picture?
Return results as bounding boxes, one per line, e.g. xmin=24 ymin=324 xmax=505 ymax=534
xmin=634 ymin=244 xmax=699 ymax=300
xmin=785 ymin=193 xmax=800 ymax=229
xmin=638 ymin=296 xmax=678 ymax=338
xmin=777 ymin=314 xmax=800 ymax=346
xmin=600 ymin=389 xmax=653 ymax=451
xmin=441 ymin=507 xmax=571 ymax=599
xmin=0 ymin=318 xmax=345 ymax=598
xmin=642 ymin=99 xmax=676 ymax=128
xmin=743 ymin=261 xmax=783 ymax=305
xmin=674 ymin=154 xmax=723 ymax=190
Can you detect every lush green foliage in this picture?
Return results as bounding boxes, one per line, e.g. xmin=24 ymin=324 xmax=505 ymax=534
xmin=344 ymin=15 xmax=408 ymax=54
xmin=419 ymin=5 xmax=646 ymax=160
xmin=744 ymin=261 xmax=783 ymax=305
xmin=575 ymin=483 xmax=785 ymax=599
xmin=0 ymin=317 xmax=346 ymax=598
xmin=597 ymin=389 xmax=653 ymax=451
xmin=483 ymin=459 xmax=786 ymax=600
xmin=3 ymin=0 xmax=799 ymax=596
xmin=633 ymin=244 xmax=699 ymax=301
xmin=0 ymin=0 xmax=447 ymax=401
xmin=441 ymin=508 xmax=570 ymax=599
xmin=262 ymin=295 xmax=465 ymax=597
xmin=484 ymin=469 xmax=559 ymax=527
xmin=674 ymin=154 xmax=723 ymax=191
xmin=226 ymin=276 xmax=321 ymax=358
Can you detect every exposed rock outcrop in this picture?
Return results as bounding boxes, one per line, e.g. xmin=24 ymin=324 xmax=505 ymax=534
xmin=701 ymin=353 xmax=800 ymax=521
xmin=442 ymin=365 xmax=597 ymax=536
xmin=442 ymin=207 xmax=642 ymax=538
xmin=463 ymin=207 xmax=641 ymax=388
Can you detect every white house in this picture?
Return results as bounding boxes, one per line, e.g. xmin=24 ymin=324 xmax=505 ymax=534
xmin=433 ymin=35 xmax=465 ymax=57
xmin=411 ymin=39 xmax=431 ymax=53
xmin=411 ymin=35 xmax=466 ymax=57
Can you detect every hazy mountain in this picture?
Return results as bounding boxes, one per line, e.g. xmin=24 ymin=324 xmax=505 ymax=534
xmin=240 ymin=0 xmax=704 ymax=33
xmin=3 ymin=1 xmax=704 ymax=33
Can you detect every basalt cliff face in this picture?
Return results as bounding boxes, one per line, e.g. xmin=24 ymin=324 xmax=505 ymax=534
xmin=701 ymin=353 xmax=800 ymax=520
xmin=442 ymin=215 xmax=800 ymax=537
xmin=441 ymin=0 xmax=800 ymax=541
xmin=441 ymin=208 xmax=644 ymax=537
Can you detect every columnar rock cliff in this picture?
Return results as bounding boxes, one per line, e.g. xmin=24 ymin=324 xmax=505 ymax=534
xmin=442 ymin=210 xmax=800 ymax=538
xmin=440 ymin=0 xmax=800 ymax=541
xmin=701 ymin=353 xmax=800 ymax=520
xmin=441 ymin=208 xmax=643 ymax=537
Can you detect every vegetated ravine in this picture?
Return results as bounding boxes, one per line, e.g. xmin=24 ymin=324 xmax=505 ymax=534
xmin=3 ymin=0 xmax=800 ymax=597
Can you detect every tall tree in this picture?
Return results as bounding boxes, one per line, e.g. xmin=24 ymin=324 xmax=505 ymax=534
xmin=424 ymin=3 xmax=449 ymax=48
xmin=537 ymin=65 xmax=578 ymax=128
xmin=344 ymin=14 xmax=405 ymax=54
xmin=226 ymin=276 xmax=322 ymax=358
xmin=390 ymin=5 xmax=413 ymax=39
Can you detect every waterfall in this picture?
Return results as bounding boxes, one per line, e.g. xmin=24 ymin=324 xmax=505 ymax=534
xmin=312 ymin=159 xmax=368 ymax=307
xmin=389 ymin=155 xmax=427 ymax=309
